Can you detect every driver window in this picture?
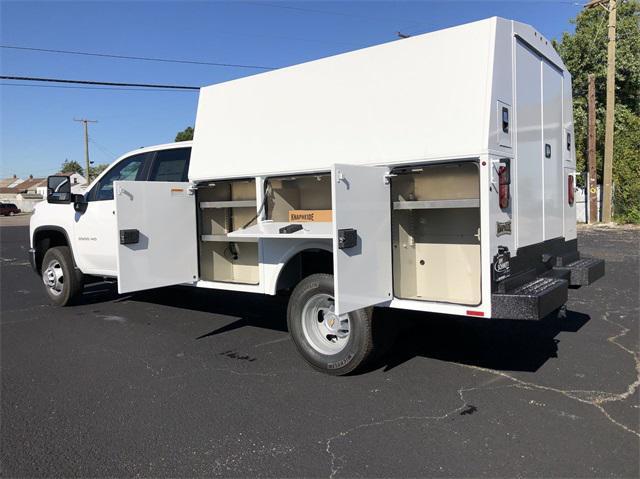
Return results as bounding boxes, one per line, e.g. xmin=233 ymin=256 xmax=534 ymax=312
xmin=90 ymin=153 xmax=149 ymax=201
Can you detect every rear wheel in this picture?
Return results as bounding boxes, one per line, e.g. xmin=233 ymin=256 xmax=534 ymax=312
xmin=41 ymin=246 xmax=84 ymax=306
xmin=287 ymin=273 xmax=375 ymax=375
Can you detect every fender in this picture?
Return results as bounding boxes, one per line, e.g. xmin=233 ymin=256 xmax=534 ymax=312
xmin=264 ymin=240 xmax=333 ymax=295
xmin=31 ymin=225 xmax=80 ymax=273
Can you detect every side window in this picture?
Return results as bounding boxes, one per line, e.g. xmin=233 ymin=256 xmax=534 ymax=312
xmin=148 ymin=148 xmax=191 ymax=182
xmin=89 ymin=153 xmax=149 ymax=201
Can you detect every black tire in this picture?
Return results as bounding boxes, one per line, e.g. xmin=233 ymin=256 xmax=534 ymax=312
xmin=41 ymin=246 xmax=84 ymax=306
xmin=287 ymin=273 xmax=375 ymax=375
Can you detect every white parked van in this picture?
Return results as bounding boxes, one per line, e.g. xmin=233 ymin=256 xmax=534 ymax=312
xmin=30 ymin=18 xmax=604 ymax=375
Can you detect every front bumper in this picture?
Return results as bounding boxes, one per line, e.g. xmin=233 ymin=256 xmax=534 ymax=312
xmin=28 ymin=248 xmax=37 ymax=273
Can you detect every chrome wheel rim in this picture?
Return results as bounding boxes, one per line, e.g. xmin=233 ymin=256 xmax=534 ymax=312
xmin=301 ymin=293 xmax=350 ymax=355
xmin=42 ymin=259 xmax=64 ymax=296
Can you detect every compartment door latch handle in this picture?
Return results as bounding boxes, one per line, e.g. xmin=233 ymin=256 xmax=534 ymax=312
xmin=120 ymin=229 xmax=140 ymax=245
xmin=338 ymin=228 xmax=358 ymax=249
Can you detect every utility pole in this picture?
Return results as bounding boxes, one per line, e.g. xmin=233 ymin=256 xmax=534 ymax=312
xmin=587 ymin=74 xmax=598 ymax=223
xmin=586 ymin=0 xmax=617 ymax=222
xmin=73 ymin=118 xmax=98 ymax=185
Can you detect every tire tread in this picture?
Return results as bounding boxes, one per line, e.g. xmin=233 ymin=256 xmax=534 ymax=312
xmin=287 ymin=273 xmax=375 ymax=375
xmin=41 ymin=246 xmax=83 ymax=306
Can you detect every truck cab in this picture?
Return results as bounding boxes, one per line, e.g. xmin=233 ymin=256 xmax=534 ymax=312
xmin=29 ymin=142 xmax=192 ymax=300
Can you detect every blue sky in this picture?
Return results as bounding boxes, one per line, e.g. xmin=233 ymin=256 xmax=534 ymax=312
xmin=0 ymin=0 xmax=582 ymax=178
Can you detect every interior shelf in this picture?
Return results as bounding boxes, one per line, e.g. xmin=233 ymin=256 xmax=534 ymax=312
xmin=201 ymin=234 xmax=258 ymax=243
xmin=227 ymin=221 xmax=333 ymax=239
xmin=200 ymin=200 xmax=257 ymax=209
xmin=198 ymin=179 xmax=259 ymax=284
xmin=393 ymin=198 xmax=479 ymax=210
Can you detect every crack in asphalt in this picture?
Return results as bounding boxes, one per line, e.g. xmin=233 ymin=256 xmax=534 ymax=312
xmin=323 ymin=309 xmax=640 ymax=477
xmin=459 ymin=310 xmax=640 ymax=439
xmin=324 ymin=383 xmax=517 ymax=479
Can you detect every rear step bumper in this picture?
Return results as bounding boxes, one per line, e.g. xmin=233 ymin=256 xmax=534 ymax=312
xmin=490 ymin=237 xmax=604 ymax=319
xmin=553 ymin=257 xmax=605 ymax=286
xmin=492 ymin=277 xmax=568 ymax=320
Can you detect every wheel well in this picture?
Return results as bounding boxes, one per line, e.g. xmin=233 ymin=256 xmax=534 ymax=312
xmin=33 ymin=228 xmax=70 ymax=274
xmin=276 ymin=249 xmax=333 ymax=293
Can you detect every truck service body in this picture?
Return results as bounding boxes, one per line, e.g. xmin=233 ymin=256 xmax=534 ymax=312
xmin=30 ymin=18 xmax=604 ymax=374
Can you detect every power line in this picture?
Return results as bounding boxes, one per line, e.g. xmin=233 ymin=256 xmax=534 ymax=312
xmin=0 ymin=75 xmax=200 ymax=90
xmin=0 ymin=45 xmax=277 ymax=70
xmin=244 ymin=1 xmax=438 ymax=28
xmin=89 ymin=137 xmax=117 ymax=158
xmin=0 ymin=82 xmax=197 ymax=93
xmin=88 ymin=141 xmax=117 ymax=163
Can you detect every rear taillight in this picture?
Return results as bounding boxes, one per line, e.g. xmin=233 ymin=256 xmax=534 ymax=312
xmin=568 ymin=174 xmax=575 ymax=206
xmin=498 ymin=160 xmax=511 ymax=209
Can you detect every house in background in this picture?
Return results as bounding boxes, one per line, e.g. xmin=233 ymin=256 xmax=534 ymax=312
xmin=0 ymin=175 xmax=23 ymax=189
xmin=0 ymin=175 xmax=47 ymax=213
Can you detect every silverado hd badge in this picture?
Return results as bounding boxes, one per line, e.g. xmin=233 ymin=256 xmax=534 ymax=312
xmin=493 ymin=246 xmax=511 ymax=282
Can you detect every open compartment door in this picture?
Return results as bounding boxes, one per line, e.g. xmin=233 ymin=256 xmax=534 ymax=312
xmin=115 ymin=181 xmax=198 ymax=294
xmin=332 ymin=164 xmax=392 ymax=315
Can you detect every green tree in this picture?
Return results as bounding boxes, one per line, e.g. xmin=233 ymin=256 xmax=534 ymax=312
xmin=89 ymin=163 xmax=109 ymax=181
xmin=175 ymin=126 xmax=194 ymax=142
xmin=60 ymin=159 xmax=84 ymax=176
xmin=554 ymin=0 xmax=640 ymax=222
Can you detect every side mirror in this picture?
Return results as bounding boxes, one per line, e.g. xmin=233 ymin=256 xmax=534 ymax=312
xmin=47 ymin=175 xmax=72 ymax=204
xmin=73 ymin=194 xmax=88 ymax=213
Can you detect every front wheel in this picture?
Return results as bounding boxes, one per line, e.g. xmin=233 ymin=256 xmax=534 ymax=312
xmin=287 ymin=273 xmax=375 ymax=375
xmin=41 ymin=246 xmax=84 ymax=306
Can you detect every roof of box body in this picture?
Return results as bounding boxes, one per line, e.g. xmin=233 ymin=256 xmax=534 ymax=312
xmin=189 ymin=17 xmax=566 ymax=181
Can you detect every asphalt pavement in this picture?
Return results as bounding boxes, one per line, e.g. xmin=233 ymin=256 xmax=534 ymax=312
xmin=1 ymin=219 xmax=638 ymax=477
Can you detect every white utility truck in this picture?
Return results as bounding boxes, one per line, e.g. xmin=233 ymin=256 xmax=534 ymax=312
xmin=30 ymin=18 xmax=604 ymax=375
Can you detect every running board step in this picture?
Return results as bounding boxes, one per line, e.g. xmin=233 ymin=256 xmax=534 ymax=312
xmin=553 ymin=257 xmax=604 ymax=286
xmin=492 ymin=277 xmax=568 ymax=320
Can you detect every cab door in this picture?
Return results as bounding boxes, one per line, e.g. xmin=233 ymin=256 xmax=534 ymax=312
xmin=332 ymin=163 xmax=392 ymax=315
xmin=115 ymin=181 xmax=198 ymax=294
xmin=73 ymin=152 xmax=151 ymax=275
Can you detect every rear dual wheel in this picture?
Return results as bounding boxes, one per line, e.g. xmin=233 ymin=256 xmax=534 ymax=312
xmin=287 ymin=273 xmax=375 ymax=375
